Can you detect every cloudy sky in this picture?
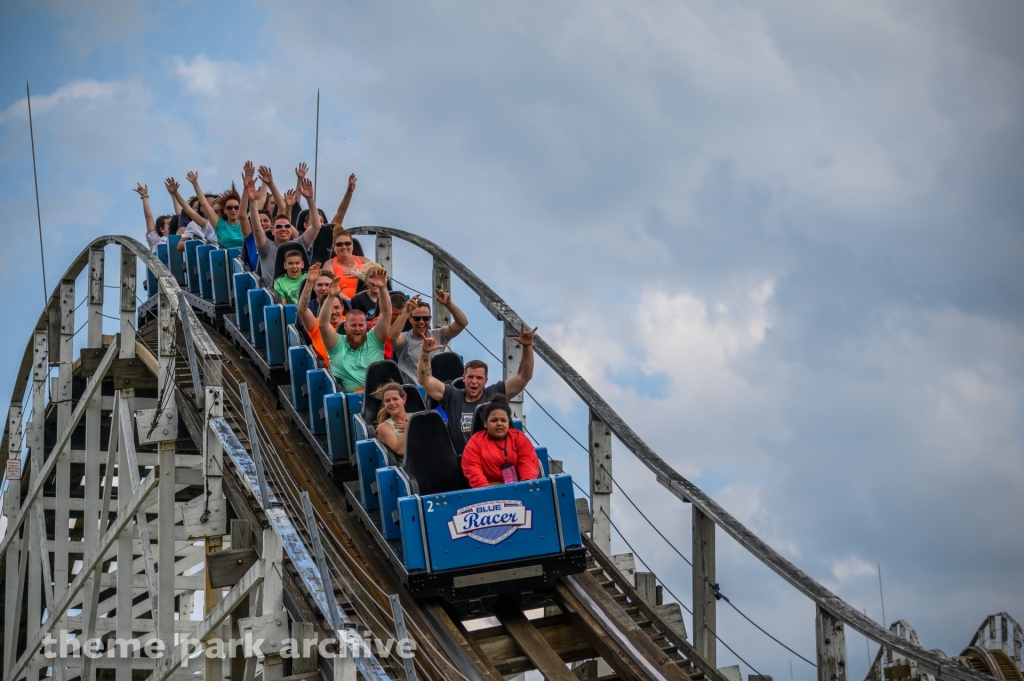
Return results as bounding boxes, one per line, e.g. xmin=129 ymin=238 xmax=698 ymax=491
xmin=1 ymin=1 xmax=1022 ymax=678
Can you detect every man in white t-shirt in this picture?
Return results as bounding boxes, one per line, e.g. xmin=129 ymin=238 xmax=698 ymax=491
xmin=389 ymin=290 xmax=468 ymax=383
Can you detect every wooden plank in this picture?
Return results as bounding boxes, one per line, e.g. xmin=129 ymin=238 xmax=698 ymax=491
xmin=589 ymin=411 xmax=612 ymax=555
xmin=817 ymin=605 xmax=847 ymax=681
xmin=206 ymin=548 xmax=259 ymax=588
xmin=493 ymin=599 xmax=577 ymax=681
xmin=635 ymin=572 xmax=657 ymax=607
xmin=471 ymin=614 xmax=596 ymax=676
xmin=693 ymin=506 xmax=717 ymax=666
xmin=291 ymin=622 xmax=317 ymax=674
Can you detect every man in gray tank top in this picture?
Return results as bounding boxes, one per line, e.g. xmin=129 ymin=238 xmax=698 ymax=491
xmin=390 ymin=290 xmax=469 ymax=383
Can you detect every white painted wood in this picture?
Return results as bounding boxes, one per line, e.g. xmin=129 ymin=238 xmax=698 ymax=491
xmin=120 ymin=245 xmax=137 ymax=359
xmin=27 ymin=330 xmax=46 ymax=681
xmin=376 ymin=235 xmax=393 ymax=278
xmin=6 ymin=472 xmax=159 ymax=681
xmin=119 ymin=400 xmax=160 ymax=620
xmin=817 ymin=605 xmax=848 ymax=681
xmin=88 ymin=246 xmax=105 ymax=348
xmin=589 ymin=410 xmax=612 ymax=555
xmin=150 ymin=559 xmax=264 ymax=681
xmin=158 ymin=439 xmax=177 ymax=653
xmin=81 ymin=268 xmax=103 ymax=681
xmin=432 ymin=259 xmax=451 ymax=328
xmin=693 ymin=506 xmax=717 ymax=667
xmin=503 ymin=324 xmax=525 ymax=420
xmin=3 ymin=404 xmax=22 ymax=680
xmin=262 ymin=528 xmax=285 ymax=681
xmin=204 ymin=385 xmax=226 ymax=681
xmin=116 ymin=389 xmax=135 ymax=681
xmin=54 ymin=279 xmax=75 ymax=616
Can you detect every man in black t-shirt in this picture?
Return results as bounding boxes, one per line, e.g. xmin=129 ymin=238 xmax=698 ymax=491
xmin=418 ymin=325 xmax=536 ymax=454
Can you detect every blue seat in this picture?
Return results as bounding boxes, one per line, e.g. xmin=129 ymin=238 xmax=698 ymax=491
xmin=289 ymin=345 xmax=316 ymax=410
xmin=264 ymin=304 xmax=296 ymax=366
xmin=183 ymin=240 xmax=203 ymax=294
xmin=197 ymin=244 xmax=216 ymax=299
xmin=232 ymin=272 xmax=258 ymax=332
xmin=307 ymin=369 xmax=337 ymax=435
xmin=248 ymin=288 xmax=272 ymax=349
xmin=210 ymin=249 xmax=230 ymax=304
xmin=167 ymin=235 xmax=185 ymax=285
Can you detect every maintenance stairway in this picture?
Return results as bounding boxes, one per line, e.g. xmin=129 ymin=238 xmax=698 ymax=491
xmin=0 ymin=232 xmax=1019 ymax=681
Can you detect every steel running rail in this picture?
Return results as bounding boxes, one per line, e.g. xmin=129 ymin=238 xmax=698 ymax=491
xmin=349 ymin=226 xmax=997 ymax=681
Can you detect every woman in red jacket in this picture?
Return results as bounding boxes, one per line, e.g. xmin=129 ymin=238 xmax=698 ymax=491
xmin=461 ymin=395 xmax=541 ymax=488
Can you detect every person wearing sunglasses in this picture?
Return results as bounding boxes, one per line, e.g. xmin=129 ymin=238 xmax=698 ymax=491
xmin=389 ymin=289 xmax=468 ymax=384
xmin=180 ymin=171 xmax=244 ymax=249
xmin=322 ymin=227 xmax=371 ymax=299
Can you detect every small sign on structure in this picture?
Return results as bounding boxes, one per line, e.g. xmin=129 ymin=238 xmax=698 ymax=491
xmin=6 ymin=459 xmax=21 ymax=481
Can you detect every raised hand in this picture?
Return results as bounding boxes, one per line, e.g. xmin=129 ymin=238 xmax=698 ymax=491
xmin=367 ymin=267 xmax=387 ymax=290
xmin=186 ymin=171 xmax=199 ymax=185
xmin=308 ymin=262 xmax=322 ymax=281
xmin=245 ymin=180 xmax=259 ymax=201
xmin=434 ymin=289 xmax=451 ymax=306
xmin=421 ymin=335 xmax=440 ymax=355
xmin=284 ymin=189 xmax=298 ymax=208
xmin=328 ymin=276 xmax=342 ymax=298
xmin=348 ymin=173 xmax=357 ymax=192
xmin=134 ymin=183 xmax=149 ymax=198
xmin=258 ymin=165 xmax=273 ymax=184
xmin=164 ymin=177 xmax=180 ymax=194
xmin=295 ymin=162 xmax=308 ymax=179
xmin=243 ymin=160 xmax=255 ymax=181
xmin=512 ymin=322 xmax=538 ymax=347
xmin=299 ymin=177 xmax=313 ymax=199
xmin=404 ymin=295 xmax=422 ymax=315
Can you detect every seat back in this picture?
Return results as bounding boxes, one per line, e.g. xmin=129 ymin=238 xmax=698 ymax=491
xmin=360 ymin=360 xmax=404 ymax=424
xmin=402 ymin=384 xmax=426 ymax=414
xmin=402 ymin=411 xmax=467 ymax=496
xmin=430 ymin=352 xmax=464 ymax=384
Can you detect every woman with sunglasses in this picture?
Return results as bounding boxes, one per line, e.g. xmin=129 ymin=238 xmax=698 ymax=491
xmin=184 ymin=171 xmax=245 ymax=249
xmin=322 ymin=226 xmax=371 ymax=300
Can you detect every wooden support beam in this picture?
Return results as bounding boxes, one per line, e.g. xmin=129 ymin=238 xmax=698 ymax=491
xmin=119 ymin=399 xmax=161 ymax=621
xmin=470 ymin=613 xmax=596 ymax=676
xmin=375 ymin=235 xmax=393 ymax=278
xmin=120 ymin=245 xmax=137 ymax=359
xmin=432 ymin=259 xmax=451 ymax=328
xmin=4 ymin=404 xmax=24 ymax=680
xmin=817 ymin=606 xmax=848 ymax=681
xmin=6 ymin=472 xmax=158 ymax=681
xmin=503 ymin=323 xmax=525 ymax=420
xmin=493 ymin=599 xmax=577 ymax=681
xmin=693 ymin=506 xmax=717 ymax=667
xmin=589 ymin=410 xmax=612 ymax=555
xmin=150 ymin=558 xmax=265 ymax=681
xmin=0 ymin=337 xmax=120 ymax=563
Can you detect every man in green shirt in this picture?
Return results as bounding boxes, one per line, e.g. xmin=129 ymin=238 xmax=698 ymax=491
xmin=319 ymin=268 xmax=392 ymax=392
xmin=273 ymin=250 xmax=307 ymax=304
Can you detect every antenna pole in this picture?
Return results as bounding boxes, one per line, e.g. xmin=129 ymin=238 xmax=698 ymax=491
xmin=877 ymin=562 xmax=887 ymax=627
xmin=314 ymin=88 xmax=320 ymax=200
xmin=27 ymin=82 xmax=48 ymax=304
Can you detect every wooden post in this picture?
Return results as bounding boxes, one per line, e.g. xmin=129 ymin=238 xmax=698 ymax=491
xmin=693 ymin=507 xmax=717 ymax=666
xmin=503 ymin=324 xmax=525 ymax=421
xmin=432 ymin=259 xmax=451 ymax=328
xmin=230 ymin=520 xmax=253 ymax=681
xmin=27 ymin=329 xmax=47 ymax=681
xmin=589 ymin=411 xmax=612 ymax=555
xmin=376 ymin=235 xmax=393 ymax=278
xmin=157 ymin=290 xmax=177 ymax=654
xmin=120 ymin=246 xmax=137 ymax=358
xmin=292 ymin=622 xmax=317 ymax=674
xmin=205 ymin=385 xmax=226 ymax=681
xmin=116 ymin=390 xmax=134 ymax=681
xmin=82 ymin=246 xmax=104 ymax=681
xmin=49 ymin=279 xmax=75 ymax=681
xmin=262 ymin=527 xmax=286 ymax=681
xmin=3 ymin=405 xmax=23 ymax=680
xmin=817 ymin=605 xmax=847 ymax=681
